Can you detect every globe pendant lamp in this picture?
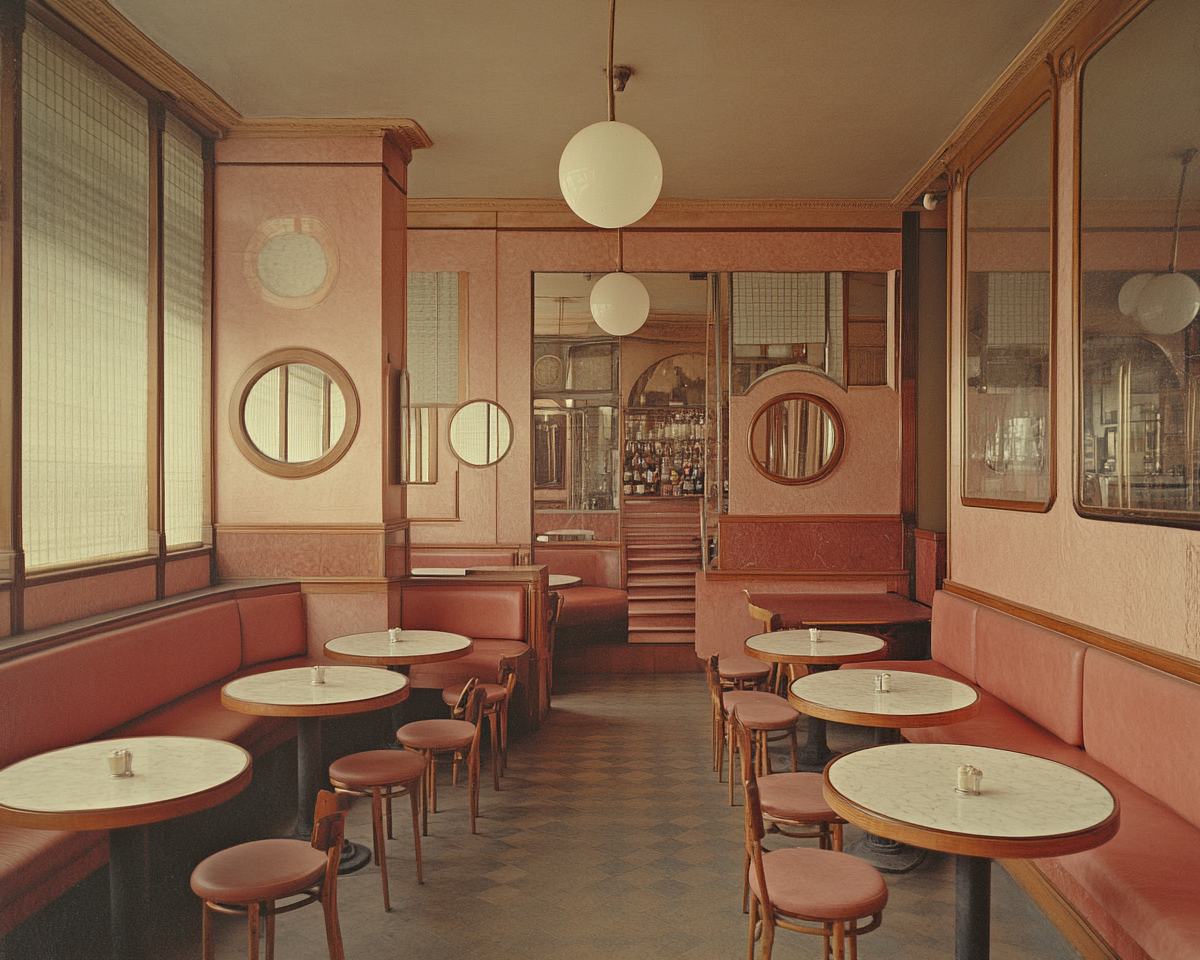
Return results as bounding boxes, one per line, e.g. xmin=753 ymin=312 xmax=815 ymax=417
xmin=1119 ymin=149 xmax=1200 ymax=335
xmin=558 ymin=0 xmax=662 ymax=229
xmin=591 ymin=227 xmax=649 ymax=336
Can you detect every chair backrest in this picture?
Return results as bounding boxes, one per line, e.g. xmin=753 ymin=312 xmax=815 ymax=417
xmin=497 ymin=655 xmax=520 ymax=697
xmin=547 ymin=590 xmax=565 ymax=628
xmin=704 ymin=654 xmax=726 ymax=715
xmin=450 ymin=677 xmax=479 ymax=720
xmin=311 ymin=789 xmax=347 ymax=852
xmin=745 ymin=589 xmax=781 ymax=632
xmin=732 ymin=712 xmax=776 ymax=928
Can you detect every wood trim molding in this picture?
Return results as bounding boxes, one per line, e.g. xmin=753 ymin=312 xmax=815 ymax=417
xmin=893 ymin=0 xmax=1105 ymax=207
xmin=703 ymin=569 xmax=909 ymax=582
xmin=942 ymin=579 xmax=1200 ymax=684
xmin=227 ymin=118 xmax=433 ymax=156
xmin=999 ymin=860 xmax=1121 ymax=960
xmin=215 ymin=523 xmax=386 ymax=536
xmin=35 ymin=0 xmax=238 ymax=136
xmin=719 ymin=514 xmax=903 ymax=525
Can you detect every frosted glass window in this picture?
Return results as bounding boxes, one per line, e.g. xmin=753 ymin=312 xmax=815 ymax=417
xmin=22 ymin=18 xmax=150 ymax=568
xmin=163 ymin=116 xmax=205 ymax=547
xmin=733 ymin=273 xmax=827 ymax=344
xmin=407 ymin=272 xmax=460 ymax=406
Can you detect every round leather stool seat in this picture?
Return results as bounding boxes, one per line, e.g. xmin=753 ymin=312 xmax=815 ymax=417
xmin=725 ymin=690 xmax=799 ymax=730
xmin=757 ymin=772 xmax=839 ymax=822
xmin=750 ymin=847 xmax=888 ymax=920
xmin=329 ymin=750 xmax=425 ymax=790
xmin=397 ymin=719 xmax=475 ymax=751
xmin=719 ymin=654 xmax=771 ymax=683
xmin=441 ymin=682 xmax=506 ymax=707
xmin=191 ymin=838 xmax=327 ymax=903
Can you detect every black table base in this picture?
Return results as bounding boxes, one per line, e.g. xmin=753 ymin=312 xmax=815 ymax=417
xmin=956 ymin=854 xmax=992 ymax=960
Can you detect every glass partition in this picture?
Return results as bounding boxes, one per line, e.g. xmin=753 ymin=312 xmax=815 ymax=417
xmin=962 ymin=98 xmax=1054 ymax=508
xmin=1077 ymin=0 xmax=1200 ymax=525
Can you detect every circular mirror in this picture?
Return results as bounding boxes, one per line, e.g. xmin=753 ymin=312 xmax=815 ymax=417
xmin=449 ymin=400 xmax=513 ymax=467
xmin=230 ymin=349 xmax=360 ymax=478
xmin=748 ymin=393 xmax=844 ymax=484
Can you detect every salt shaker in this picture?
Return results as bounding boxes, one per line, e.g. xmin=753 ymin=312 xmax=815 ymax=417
xmin=388 ymin=627 xmax=400 ymax=643
xmin=874 ymin=672 xmax=891 ymax=693
xmin=311 ymin=665 xmax=327 ymax=685
xmin=809 ymin=627 xmax=821 ymax=642
xmin=108 ymin=748 xmax=133 ymax=778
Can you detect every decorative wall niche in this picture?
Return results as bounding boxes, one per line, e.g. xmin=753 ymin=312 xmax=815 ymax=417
xmin=229 ymin=348 xmax=360 ymax=478
xmin=244 ymin=216 xmax=340 ymax=309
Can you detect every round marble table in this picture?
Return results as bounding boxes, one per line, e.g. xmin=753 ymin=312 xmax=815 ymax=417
xmin=222 ymin=666 xmax=409 ymax=870
xmin=824 ymin=743 xmax=1120 ymax=960
xmin=323 ymin=630 xmax=473 ymax=669
xmin=0 ymin=736 xmax=251 ymax=959
xmin=744 ymin=629 xmax=886 ymax=770
xmin=789 ymin=669 xmax=981 ymax=870
xmin=411 ymin=567 xmax=467 ymax=576
xmin=548 ymin=574 xmax=581 ymax=588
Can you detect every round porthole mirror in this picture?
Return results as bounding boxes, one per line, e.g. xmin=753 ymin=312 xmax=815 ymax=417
xmin=230 ymin=348 xmax=360 ymax=478
xmin=448 ymin=399 xmax=513 ymax=467
xmin=748 ymin=393 xmax=844 ymax=484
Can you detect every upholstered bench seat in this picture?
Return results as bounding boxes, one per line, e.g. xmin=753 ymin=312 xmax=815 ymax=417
xmin=555 ymin=586 xmax=629 ymax=630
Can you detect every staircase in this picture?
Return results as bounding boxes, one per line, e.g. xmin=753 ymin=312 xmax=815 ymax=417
xmin=622 ymin=498 xmax=703 ymax=644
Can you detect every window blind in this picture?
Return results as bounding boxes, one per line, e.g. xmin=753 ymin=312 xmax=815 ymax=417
xmin=162 ymin=116 xmax=205 ymax=547
xmin=22 ymin=18 xmax=150 ymax=568
xmin=406 ymin=272 xmax=459 ymax=406
xmin=732 ymin=272 xmax=828 ymax=344
xmin=985 ymin=272 xmax=1051 ymax=345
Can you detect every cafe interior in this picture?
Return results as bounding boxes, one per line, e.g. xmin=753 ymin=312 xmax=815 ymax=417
xmin=1 ymin=0 xmax=1198 ymax=958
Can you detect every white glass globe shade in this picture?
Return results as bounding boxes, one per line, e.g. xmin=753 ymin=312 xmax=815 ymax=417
xmin=1134 ymin=272 xmax=1200 ymax=334
xmin=590 ymin=272 xmax=650 ymax=336
xmin=559 ymin=121 xmax=663 ymax=229
xmin=1117 ymin=272 xmax=1154 ymax=316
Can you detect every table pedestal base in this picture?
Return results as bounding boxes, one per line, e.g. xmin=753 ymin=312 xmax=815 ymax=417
xmin=956 ymin=854 xmax=991 ymax=960
xmin=109 ymin=824 xmax=150 ymax=960
xmin=848 ymin=832 xmax=927 ymax=873
xmin=797 ymin=715 xmax=835 ymax=772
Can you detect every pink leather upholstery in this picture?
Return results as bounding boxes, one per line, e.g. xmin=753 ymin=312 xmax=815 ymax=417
xmin=0 ymin=826 xmax=107 ymax=937
xmin=237 ymin=591 xmax=308 ymax=666
xmin=974 ymin=605 xmax=1086 ymax=746
xmin=408 ymin=639 xmax=528 ymax=689
xmin=534 ymin=546 xmax=621 ymax=589
xmin=0 ymin=602 xmax=243 ymax=769
xmin=929 ymin=589 xmax=978 ymax=681
xmin=401 ymin=584 xmax=526 ymax=640
xmin=409 ymin=548 xmax=517 ymax=569
xmin=750 ymin=847 xmax=888 ymax=919
xmin=554 ymin=587 xmax=629 ymax=630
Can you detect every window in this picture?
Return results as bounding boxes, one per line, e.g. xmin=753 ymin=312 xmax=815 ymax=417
xmin=18 ymin=15 xmax=208 ymax=570
xmin=406 ymin=271 xmax=464 ymax=482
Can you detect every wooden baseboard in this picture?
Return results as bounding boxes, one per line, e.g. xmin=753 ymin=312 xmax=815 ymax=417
xmin=998 ymin=860 xmax=1120 ymax=960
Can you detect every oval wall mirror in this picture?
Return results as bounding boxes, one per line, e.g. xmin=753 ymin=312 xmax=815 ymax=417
xmin=748 ymin=393 xmax=844 ymax=484
xmin=449 ymin=399 xmax=513 ymax=467
xmin=230 ymin=348 xmax=360 ymax=478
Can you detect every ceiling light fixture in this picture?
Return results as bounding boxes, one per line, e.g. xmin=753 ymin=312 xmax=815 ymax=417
xmin=558 ymin=0 xmax=662 ymax=229
xmin=1119 ymin=149 xmax=1200 ymax=335
xmin=590 ymin=229 xmax=649 ymax=336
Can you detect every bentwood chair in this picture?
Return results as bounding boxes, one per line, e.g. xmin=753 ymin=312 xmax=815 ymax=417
xmin=190 ymin=789 xmax=346 ymax=960
xmin=733 ymin=715 xmax=886 ymax=960
xmin=441 ymin=654 xmax=520 ymax=789
xmin=743 ymin=590 xmax=800 ymax=694
xmin=398 ymin=681 xmax=488 ymax=834
xmin=327 ymin=747 xmax=425 ymax=910
xmin=705 ymin=655 xmax=800 ymax=804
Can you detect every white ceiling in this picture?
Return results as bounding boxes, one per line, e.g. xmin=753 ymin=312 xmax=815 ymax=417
xmin=108 ymin=0 xmax=1066 ymax=202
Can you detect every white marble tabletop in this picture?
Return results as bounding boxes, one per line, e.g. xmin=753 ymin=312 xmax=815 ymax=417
xmin=549 ymin=574 xmax=581 ymax=588
xmin=826 ymin=743 xmax=1117 ymax=841
xmin=223 ymin=665 xmax=408 ymax=709
xmin=411 ymin=567 xmax=467 ymax=576
xmin=790 ymin=670 xmax=979 ymax=722
xmin=0 ymin=736 xmax=250 ymax=817
xmin=746 ymin=629 xmax=886 ymax=662
xmin=323 ymin=630 xmax=472 ymax=665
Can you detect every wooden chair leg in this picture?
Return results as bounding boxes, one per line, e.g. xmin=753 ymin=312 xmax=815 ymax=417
xmin=372 ymin=787 xmax=390 ymax=912
xmin=747 ymin=894 xmax=759 ymax=960
xmin=264 ymin=904 xmax=274 ymax=960
xmin=832 ymin=821 xmax=843 ymax=852
xmin=409 ymin=784 xmax=423 ymax=883
xmin=468 ymin=752 xmax=479 ymax=834
xmin=202 ymin=902 xmax=216 ymax=960
xmin=498 ymin=700 xmax=510 ymax=774
xmin=488 ymin=711 xmax=501 ymax=791
xmin=421 ymin=752 xmax=432 ymax=836
xmin=247 ymin=900 xmax=261 ymax=960
xmin=385 ymin=791 xmax=394 ymax=840
xmin=322 ymin=884 xmax=345 ymax=960
xmin=789 ymin=725 xmax=798 ymax=773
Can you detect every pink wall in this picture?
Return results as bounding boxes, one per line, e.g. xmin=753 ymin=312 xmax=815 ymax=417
xmin=23 ymin=565 xmax=157 ymax=631
xmin=165 ymin=555 xmax=212 ymax=597
xmin=947 ymin=73 xmax=1200 ymax=663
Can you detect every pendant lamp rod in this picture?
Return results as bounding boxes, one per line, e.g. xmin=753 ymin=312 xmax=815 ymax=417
xmin=617 ymin=227 xmax=624 ymax=272
xmin=1169 ymin=148 xmax=1196 ymax=274
xmin=607 ymin=0 xmax=617 ymax=122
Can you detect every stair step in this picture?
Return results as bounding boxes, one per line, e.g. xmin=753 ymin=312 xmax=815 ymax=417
xmin=628 ymin=627 xmax=696 ymax=644
xmin=626 ymin=587 xmax=695 ymax=600
xmin=628 ymin=599 xmax=695 ymax=614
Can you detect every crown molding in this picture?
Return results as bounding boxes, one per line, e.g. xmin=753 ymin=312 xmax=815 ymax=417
xmin=37 ymin=0 xmax=240 ymax=137
xmin=410 ymin=197 xmax=896 ymax=214
xmin=892 ymin=0 xmax=1105 ymax=208
xmin=227 ymin=118 xmax=433 ymax=152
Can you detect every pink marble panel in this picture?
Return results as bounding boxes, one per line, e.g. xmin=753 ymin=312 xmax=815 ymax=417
xmin=303 ymin=590 xmax=388 ymax=659
xmin=24 ymin=566 xmax=157 ymax=631
xmin=215 ymin=531 xmax=383 ymax=580
xmin=625 ymin=230 xmax=902 ymax=273
xmin=719 ymin=517 xmax=903 ymax=571
xmin=165 ymin=554 xmax=212 ymax=597
xmin=915 ymin=533 xmax=947 ymax=606
xmin=215 ymin=137 xmax=384 ymax=165
xmin=0 ymin=590 xmax=9 ymax=639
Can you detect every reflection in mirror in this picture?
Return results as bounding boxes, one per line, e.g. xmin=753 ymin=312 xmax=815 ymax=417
xmin=748 ymin=394 xmax=843 ymax=484
xmin=230 ymin=348 xmax=360 ymax=478
xmin=963 ymin=98 xmax=1053 ymax=507
xmin=244 ymin=363 xmax=347 ymax=463
xmin=1078 ymin=0 xmax=1200 ymax=523
xmin=449 ymin=400 xmax=512 ymax=466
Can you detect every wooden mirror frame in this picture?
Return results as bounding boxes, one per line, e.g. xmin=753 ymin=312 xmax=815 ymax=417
xmin=448 ymin=398 xmax=514 ymax=467
xmin=229 ymin=348 xmax=360 ymax=478
xmin=746 ymin=392 xmax=845 ymax=485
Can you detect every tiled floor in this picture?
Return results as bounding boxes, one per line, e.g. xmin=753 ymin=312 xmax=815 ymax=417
xmin=6 ymin=673 xmax=1082 ymax=959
